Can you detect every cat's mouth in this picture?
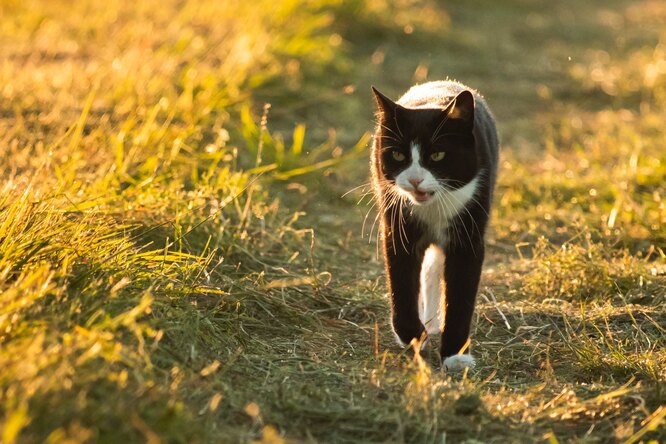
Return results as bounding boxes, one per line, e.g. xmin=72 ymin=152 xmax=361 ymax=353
xmin=411 ymin=190 xmax=435 ymax=204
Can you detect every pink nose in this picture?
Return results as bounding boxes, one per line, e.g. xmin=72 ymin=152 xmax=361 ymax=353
xmin=408 ymin=178 xmax=423 ymax=189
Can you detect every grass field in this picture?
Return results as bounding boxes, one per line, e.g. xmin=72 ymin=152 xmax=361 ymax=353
xmin=1 ymin=0 xmax=665 ymax=442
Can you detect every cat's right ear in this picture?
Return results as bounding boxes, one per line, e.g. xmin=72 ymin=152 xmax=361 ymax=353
xmin=371 ymin=86 xmax=397 ymax=119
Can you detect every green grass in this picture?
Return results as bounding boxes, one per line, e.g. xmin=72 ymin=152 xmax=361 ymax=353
xmin=1 ymin=0 xmax=665 ymax=442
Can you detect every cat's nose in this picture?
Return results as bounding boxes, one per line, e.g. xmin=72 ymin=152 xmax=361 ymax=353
xmin=408 ymin=178 xmax=424 ymax=189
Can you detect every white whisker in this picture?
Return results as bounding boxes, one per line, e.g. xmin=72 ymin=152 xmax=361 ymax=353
xmin=379 ymin=123 xmax=403 ymax=141
xmin=362 ymin=200 xmax=378 ymax=239
xmin=341 ymin=182 xmax=372 ymax=198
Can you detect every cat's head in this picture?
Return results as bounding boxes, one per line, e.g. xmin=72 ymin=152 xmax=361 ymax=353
xmin=372 ymin=87 xmax=478 ymax=206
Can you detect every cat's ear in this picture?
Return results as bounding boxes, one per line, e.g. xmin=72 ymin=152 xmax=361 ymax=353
xmin=445 ymin=90 xmax=475 ymax=127
xmin=371 ymin=86 xmax=398 ymax=119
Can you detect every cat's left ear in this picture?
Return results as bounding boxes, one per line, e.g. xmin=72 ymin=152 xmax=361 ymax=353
xmin=371 ymin=86 xmax=398 ymax=119
xmin=445 ymin=90 xmax=475 ymax=127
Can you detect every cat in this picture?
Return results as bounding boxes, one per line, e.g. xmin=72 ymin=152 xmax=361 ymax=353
xmin=370 ymin=80 xmax=499 ymax=371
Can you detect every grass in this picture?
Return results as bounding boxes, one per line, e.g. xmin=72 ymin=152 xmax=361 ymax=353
xmin=0 ymin=0 xmax=665 ymax=442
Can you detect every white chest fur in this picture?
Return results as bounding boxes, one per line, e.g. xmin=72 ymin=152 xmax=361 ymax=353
xmin=411 ymin=175 xmax=480 ymax=245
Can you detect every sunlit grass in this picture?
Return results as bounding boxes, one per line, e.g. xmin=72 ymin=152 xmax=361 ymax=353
xmin=1 ymin=0 xmax=665 ymax=442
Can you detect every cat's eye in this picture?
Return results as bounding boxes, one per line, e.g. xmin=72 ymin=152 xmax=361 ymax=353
xmin=430 ymin=151 xmax=446 ymax=161
xmin=392 ymin=151 xmax=406 ymax=161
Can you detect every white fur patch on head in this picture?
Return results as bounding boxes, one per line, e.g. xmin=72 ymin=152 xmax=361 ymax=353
xmin=394 ymin=141 xmax=441 ymax=205
xmin=410 ymin=141 xmax=421 ymax=165
xmin=443 ymin=354 xmax=476 ymax=372
xmin=395 ymin=142 xmax=427 ymax=188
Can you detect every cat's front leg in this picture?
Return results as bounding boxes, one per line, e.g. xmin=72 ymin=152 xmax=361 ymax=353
xmin=440 ymin=241 xmax=484 ymax=370
xmin=382 ymin=217 xmax=427 ymax=347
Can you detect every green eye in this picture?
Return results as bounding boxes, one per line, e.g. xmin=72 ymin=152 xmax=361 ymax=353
xmin=430 ymin=151 xmax=446 ymax=161
xmin=392 ymin=151 xmax=406 ymax=161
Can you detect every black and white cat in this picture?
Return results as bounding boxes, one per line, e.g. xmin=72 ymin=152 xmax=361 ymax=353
xmin=370 ymin=80 xmax=499 ymax=371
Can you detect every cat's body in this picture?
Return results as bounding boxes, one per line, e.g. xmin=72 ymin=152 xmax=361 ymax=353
xmin=371 ymin=80 xmax=499 ymax=370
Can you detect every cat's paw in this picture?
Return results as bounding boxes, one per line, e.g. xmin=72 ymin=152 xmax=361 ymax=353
xmin=393 ymin=329 xmax=428 ymax=350
xmin=443 ymin=354 xmax=476 ymax=372
xmin=392 ymin=321 xmax=426 ymax=348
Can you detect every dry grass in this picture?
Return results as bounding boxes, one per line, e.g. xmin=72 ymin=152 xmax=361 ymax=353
xmin=0 ymin=0 xmax=665 ymax=443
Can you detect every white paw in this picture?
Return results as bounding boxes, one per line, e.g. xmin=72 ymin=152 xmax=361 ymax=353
xmin=443 ymin=354 xmax=476 ymax=372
